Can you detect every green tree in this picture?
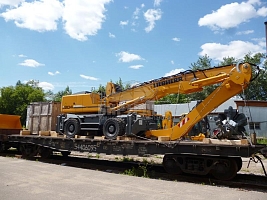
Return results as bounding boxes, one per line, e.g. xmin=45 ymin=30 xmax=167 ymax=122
xmin=0 ymin=80 xmax=45 ymax=125
xmin=190 ymin=54 xmax=212 ymax=70
xmin=155 ymin=93 xmax=188 ymax=104
xmin=240 ymin=52 xmax=267 ymax=100
xmin=52 ymin=86 xmax=72 ymax=102
xmin=187 ymin=55 xmax=214 ymax=101
xmin=115 ymin=77 xmax=131 ymax=90
xmin=44 ymin=90 xmax=54 ymax=101
xmin=219 ymin=56 xmax=237 ymax=66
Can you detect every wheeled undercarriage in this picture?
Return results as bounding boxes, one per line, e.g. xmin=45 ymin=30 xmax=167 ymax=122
xmin=56 ymin=113 xmax=161 ymax=140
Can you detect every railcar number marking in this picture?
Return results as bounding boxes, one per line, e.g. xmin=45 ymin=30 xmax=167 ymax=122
xmin=74 ymin=144 xmax=98 ymax=152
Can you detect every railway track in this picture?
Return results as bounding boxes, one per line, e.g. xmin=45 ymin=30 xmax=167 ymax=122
xmin=1 ymin=150 xmax=267 ymax=192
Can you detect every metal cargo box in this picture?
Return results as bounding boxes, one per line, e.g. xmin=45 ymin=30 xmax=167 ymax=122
xmin=26 ymin=102 xmax=61 ymax=134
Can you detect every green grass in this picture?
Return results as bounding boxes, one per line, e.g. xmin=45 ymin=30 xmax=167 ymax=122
xmin=122 ymin=156 xmax=134 ymax=162
xmin=257 ymin=138 xmax=267 ymax=145
xmin=123 ymin=164 xmax=149 ymax=178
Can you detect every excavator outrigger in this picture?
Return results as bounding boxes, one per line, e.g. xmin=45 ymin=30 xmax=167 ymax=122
xmin=57 ymin=62 xmax=258 ymax=141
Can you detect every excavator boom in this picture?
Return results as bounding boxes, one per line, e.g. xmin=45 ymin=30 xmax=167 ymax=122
xmin=146 ymin=62 xmax=253 ymax=140
xmin=61 ymin=63 xmax=251 ymax=115
xmin=104 ymin=63 xmax=247 ymax=108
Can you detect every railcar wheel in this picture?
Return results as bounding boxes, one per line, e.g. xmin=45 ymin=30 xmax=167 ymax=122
xmin=40 ymin=147 xmax=52 ymax=158
xmin=163 ymin=155 xmax=182 ymax=174
xmin=0 ymin=142 xmax=4 ymax=152
xmin=64 ymin=119 xmax=80 ymax=138
xmin=234 ymin=157 xmax=242 ymax=172
xmin=211 ymin=158 xmax=238 ymax=180
xmin=61 ymin=151 xmax=71 ymax=157
xmin=20 ymin=144 xmax=38 ymax=158
xmin=103 ymin=118 xmax=125 ymax=140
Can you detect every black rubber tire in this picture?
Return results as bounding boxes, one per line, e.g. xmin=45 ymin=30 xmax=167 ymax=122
xmin=211 ymin=158 xmax=238 ymax=180
xmin=64 ymin=119 xmax=80 ymax=138
xmin=103 ymin=118 xmax=125 ymax=140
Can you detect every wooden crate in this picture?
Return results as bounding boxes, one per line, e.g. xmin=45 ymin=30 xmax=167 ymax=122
xmin=26 ymin=102 xmax=61 ymax=134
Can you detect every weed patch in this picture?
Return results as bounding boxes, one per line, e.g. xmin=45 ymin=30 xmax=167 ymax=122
xmin=123 ymin=164 xmax=149 ymax=178
xmin=257 ymin=138 xmax=267 ymax=145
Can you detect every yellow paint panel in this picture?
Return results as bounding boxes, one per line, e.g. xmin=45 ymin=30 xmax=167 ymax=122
xmin=0 ymin=114 xmax=22 ymax=129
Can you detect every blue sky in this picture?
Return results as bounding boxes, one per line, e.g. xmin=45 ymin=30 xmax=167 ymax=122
xmin=0 ymin=0 xmax=266 ymax=93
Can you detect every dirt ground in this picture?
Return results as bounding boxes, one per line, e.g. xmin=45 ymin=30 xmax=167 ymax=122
xmin=1 ymin=156 xmax=266 ymax=200
xmin=239 ymin=157 xmax=267 ymax=175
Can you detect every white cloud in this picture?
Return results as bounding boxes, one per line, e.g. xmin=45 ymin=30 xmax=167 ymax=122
xmin=19 ymin=59 xmax=45 ymax=67
xmin=132 ymin=4 xmax=146 ymax=30
xmin=109 ymin=32 xmax=115 ymax=38
xmin=252 ymin=37 xmax=265 ymax=48
xmin=154 ymin=0 xmax=163 ymax=7
xmin=198 ymin=0 xmax=267 ymax=31
xmin=199 ymin=40 xmax=265 ymax=61
xmin=0 ymin=0 xmax=24 ymax=7
xmin=141 ymin=4 xmax=145 ymax=8
xmin=129 ymin=65 xmax=143 ymax=69
xmin=257 ymin=6 xmax=267 ymax=16
xmin=0 ymin=1 xmax=113 ymax=41
xmin=144 ymin=9 xmax=162 ymax=33
xmin=133 ymin=8 xmax=140 ymax=19
xmin=116 ymin=51 xmax=144 ymax=63
xmin=18 ymin=54 xmax=27 ymax=57
xmin=236 ymin=30 xmax=254 ymax=35
xmin=63 ymin=0 xmax=111 ymax=41
xmin=172 ymin=37 xmax=180 ymax=42
xmin=171 ymin=60 xmax=174 ymax=65
xmin=80 ymin=74 xmax=99 ymax=80
xmin=247 ymin=0 xmax=261 ymax=6
xmin=48 ymin=71 xmax=60 ymax=76
xmin=164 ymin=68 xmax=185 ymax=77
xmin=120 ymin=20 xmax=128 ymax=26
xmin=1 ymin=0 xmax=63 ymax=32
xmin=38 ymin=81 xmax=54 ymax=90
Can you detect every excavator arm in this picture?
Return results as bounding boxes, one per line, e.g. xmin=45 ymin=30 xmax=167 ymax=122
xmin=103 ymin=63 xmax=249 ymax=110
xmin=145 ymin=62 xmax=254 ymax=140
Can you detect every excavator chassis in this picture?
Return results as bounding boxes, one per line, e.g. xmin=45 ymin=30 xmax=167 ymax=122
xmin=57 ymin=113 xmax=160 ymax=139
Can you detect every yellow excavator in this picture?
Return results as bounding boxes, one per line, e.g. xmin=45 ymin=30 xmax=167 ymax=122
xmin=57 ymin=62 xmax=258 ymax=140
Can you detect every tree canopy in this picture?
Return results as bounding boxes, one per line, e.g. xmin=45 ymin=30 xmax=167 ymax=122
xmin=241 ymin=52 xmax=267 ymax=100
xmin=0 ymin=80 xmax=45 ymax=126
